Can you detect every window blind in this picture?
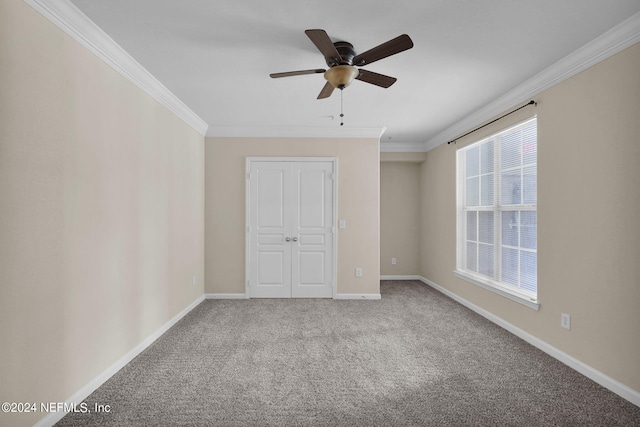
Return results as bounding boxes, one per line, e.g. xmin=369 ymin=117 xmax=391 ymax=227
xmin=458 ymin=117 xmax=537 ymax=299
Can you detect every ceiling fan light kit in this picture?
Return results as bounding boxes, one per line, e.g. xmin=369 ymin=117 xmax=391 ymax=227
xmin=324 ymin=65 xmax=359 ymax=89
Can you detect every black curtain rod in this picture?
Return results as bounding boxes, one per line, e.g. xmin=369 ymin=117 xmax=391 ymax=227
xmin=447 ymin=100 xmax=537 ymax=145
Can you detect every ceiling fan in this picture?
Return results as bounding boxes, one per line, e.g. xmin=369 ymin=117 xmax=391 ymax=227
xmin=270 ymin=29 xmax=414 ymax=99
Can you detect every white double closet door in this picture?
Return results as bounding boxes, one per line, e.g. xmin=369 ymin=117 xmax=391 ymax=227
xmin=247 ymin=159 xmax=335 ymax=298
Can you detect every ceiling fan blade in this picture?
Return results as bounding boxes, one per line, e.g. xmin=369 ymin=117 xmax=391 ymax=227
xmin=270 ymin=69 xmax=326 ymax=78
xmin=305 ymin=29 xmax=341 ymax=66
xmin=355 ymin=69 xmax=397 ymax=88
xmin=317 ymin=81 xmax=335 ymax=99
xmin=353 ymin=34 xmax=413 ymax=66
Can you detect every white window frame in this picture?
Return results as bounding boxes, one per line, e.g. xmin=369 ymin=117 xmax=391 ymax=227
xmin=455 ymin=117 xmax=540 ymax=310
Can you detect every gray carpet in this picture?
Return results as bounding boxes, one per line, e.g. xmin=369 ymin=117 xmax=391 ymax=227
xmin=57 ymin=281 xmax=640 ymax=426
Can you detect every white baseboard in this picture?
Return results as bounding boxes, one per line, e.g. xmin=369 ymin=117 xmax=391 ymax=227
xmin=205 ymin=293 xmax=247 ymax=299
xmin=417 ymin=276 xmax=640 ymax=408
xmin=34 ymin=295 xmax=205 ymax=427
xmin=334 ymin=293 xmax=381 ymax=300
xmin=380 ymin=275 xmax=422 ymax=281
xmin=205 ymin=293 xmax=381 ymax=300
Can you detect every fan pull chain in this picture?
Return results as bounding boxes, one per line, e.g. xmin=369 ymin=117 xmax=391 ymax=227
xmin=340 ymin=88 xmax=344 ymax=126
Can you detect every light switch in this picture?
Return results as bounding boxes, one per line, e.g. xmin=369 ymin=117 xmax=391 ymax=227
xmin=339 ymin=220 xmax=346 ymax=229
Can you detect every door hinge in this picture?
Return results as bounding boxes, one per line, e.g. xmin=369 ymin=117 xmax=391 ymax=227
xmin=247 ymin=225 xmax=251 ymax=233
xmin=246 ymin=172 xmax=251 ymax=180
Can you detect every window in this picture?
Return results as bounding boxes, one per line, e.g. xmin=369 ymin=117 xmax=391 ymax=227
xmin=456 ymin=118 xmax=538 ymax=308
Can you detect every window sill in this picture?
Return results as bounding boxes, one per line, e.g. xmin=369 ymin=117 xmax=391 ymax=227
xmin=453 ymin=270 xmax=540 ymax=311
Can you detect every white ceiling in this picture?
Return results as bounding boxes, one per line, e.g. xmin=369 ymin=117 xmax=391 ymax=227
xmin=69 ymin=0 xmax=640 ymax=148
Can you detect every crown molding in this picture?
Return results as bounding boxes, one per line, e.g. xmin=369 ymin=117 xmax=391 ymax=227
xmin=24 ymin=0 xmax=209 ymax=136
xmin=380 ymin=141 xmax=427 ymax=152
xmin=207 ymin=126 xmax=387 ymax=140
xmin=424 ymin=11 xmax=640 ymax=152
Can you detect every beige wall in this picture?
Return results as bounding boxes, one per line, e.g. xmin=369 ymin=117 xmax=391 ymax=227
xmin=205 ymin=137 xmax=380 ymax=296
xmin=0 ymin=2 xmax=205 ymax=425
xmin=380 ymin=157 xmax=422 ymax=276
xmin=419 ymin=42 xmax=640 ymax=394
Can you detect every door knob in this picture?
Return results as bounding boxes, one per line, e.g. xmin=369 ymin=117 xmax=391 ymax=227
xmin=285 ymin=237 xmax=291 ymax=242
xmin=292 ymin=237 xmax=298 ymax=242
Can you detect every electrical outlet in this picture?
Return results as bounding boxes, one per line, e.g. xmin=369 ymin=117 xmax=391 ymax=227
xmin=391 ymin=257 xmax=397 ymax=265
xmin=561 ymin=313 xmax=571 ymax=330
xmin=355 ymin=268 xmax=362 ymax=278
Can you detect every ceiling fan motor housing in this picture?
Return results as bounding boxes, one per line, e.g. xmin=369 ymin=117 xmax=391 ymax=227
xmin=329 ymin=41 xmax=356 ymax=66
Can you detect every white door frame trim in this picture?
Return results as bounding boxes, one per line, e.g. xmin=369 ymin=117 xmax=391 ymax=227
xmin=245 ymin=157 xmax=338 ymax=298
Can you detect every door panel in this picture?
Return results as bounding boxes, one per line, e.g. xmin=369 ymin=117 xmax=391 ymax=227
xmin=298 ymin=252 xmax=325 ymax=284
xmin=298 ymin=168 xmax=327 ymax=228
xmin=257 ymin=251 xmax=285 ymax=284
xmin=250 ymin=162 xmax=291 ymax=298
xmin=257 ymin=169 xmax=285 ymax=228
xmin=249 ymin=159 xmax=334 ymax=298
xmin=299 ymin=234 xmax=325 ymax=245
xmin=291 ymin=162 xmax=334 ymax=298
